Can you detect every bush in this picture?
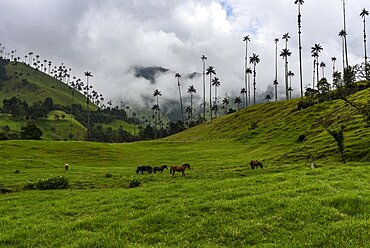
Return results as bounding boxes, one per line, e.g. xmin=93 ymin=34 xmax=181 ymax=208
xmin=298 ymin=134 xmax=306 ymax=142
xmin=105 ymin=172 xmax=113 ymax=178
xmin=14 ymin=169 xmax=20 ymax=174
xmin=0 ymin=186 xmax=12 ymax=194
xmin=25 ymin=176 xmax=69 ymax=190
xmin=128 ymin=177 xmax=141 ymax=188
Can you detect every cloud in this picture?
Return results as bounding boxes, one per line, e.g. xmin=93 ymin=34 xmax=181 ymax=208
xmin=0 ymin=0 xmax=369 ymax=111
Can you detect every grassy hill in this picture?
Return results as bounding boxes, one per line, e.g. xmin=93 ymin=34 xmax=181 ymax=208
xmin=167 ymin=88 xmax=370 ymax=163
xmin=0 ymin=60 xmax=136 ymax=139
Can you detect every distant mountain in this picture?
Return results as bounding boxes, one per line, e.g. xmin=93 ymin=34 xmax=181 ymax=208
xmin=134 ymin=66 xmax=169 ymax=84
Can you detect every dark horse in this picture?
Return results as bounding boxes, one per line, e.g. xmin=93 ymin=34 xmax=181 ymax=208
xmin=154 ymin=165 xmax=168 ymax=173
xmin=136 ymin=166 xmax=153 ymax=174
xmin=170 ymin=163 xmax=191 ymax=177
xmin=250 ymin=160 xmax=263 ymax=169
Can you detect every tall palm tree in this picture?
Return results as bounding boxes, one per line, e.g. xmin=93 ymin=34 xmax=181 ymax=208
xmin=153 ymin=89 xmax=162 ymax=122
xmin=175 ymin=73 xmax=184 ymax=123
xmin=212 ymin=77 xmax=220 ymax=104
xmin=187 ymin=85 xmax=196 ymax=122
xmin=234 ymin=97 xmax=242 ymax=110
xmin=295 ymin=0 xmax=305 ymax=98
xmin=280 ymin=48 xmax=292 ymax=100
xmin=274 ymin=38 xmax=279 ymax=102
xmin=331 ymin=57 xmax=337 ymax=75
xmin=360 ymin=8 xmax=369 ymax=79
xmin=243 ymin=35 xmax=251 ymax=106
xmin=84 ymin=71 xmax=93 ymax=139
xmin=206 ymin=66 xmax=216 ymax=120
xmin=241 ymin=88 xmax=247 ymax=107
xmin=320 ymin=62 xmax=326 ymax=79
xmin=246 ymin=68 xmax=252 ymax=106
xmin=249 ymin=54 xmax=260 ymax=104
xmin=341 ymin=0 xmax=349 ymax=68
xmin=339 ymin=30 xmax=347 ymax=74
xmin=201 ymin=55 xmax=207 ymax=121
xmin=287 ymin=71 xmax=295 ymax=100
xmin=311 ymin=43 xmax=323 ymax=86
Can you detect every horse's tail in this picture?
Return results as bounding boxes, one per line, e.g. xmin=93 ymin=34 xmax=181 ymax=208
xmin=170 ymin=167 xmax=173 ymax=174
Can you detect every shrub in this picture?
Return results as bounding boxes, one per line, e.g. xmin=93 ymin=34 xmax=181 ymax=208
xmin=249 ymin=122 xmax=258 ymax=130
xmin=0 ymin=186 xmax=12 ymax=194
xmin=128 ymin=177 xmax=141 ymax=188
xmin=298 ymin=134 xmax=306 ymax=142
xmin=14 ymin=169 xmax=20 ymax=174
xmin=25 ymin=176 xmax=69 ymax=190
xmin=105 ymin=172 xmax=113 ymax=178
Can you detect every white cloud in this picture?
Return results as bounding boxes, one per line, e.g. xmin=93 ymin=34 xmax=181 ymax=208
xmin=0 ymin=0 xmax=369 ymax=109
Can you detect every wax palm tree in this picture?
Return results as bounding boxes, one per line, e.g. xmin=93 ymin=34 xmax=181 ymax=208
xmin=175 ymin=73 xmax=184 ymax=122
xmin=206 ymin=66 xmax=216 ymax=120
xmin=84 ymin=71 xmax=93 ymax=139
xmin=341 ymin=0 xmax=349 ymax=68
xmin=249 ymin=54 xmax=260 ymax=104
xmin=241 ymin=88 xmax=247 ymax=107
xmin=287 ymin=71 xmax=295 ymax=100
xmin=265 ymin=94 xmax=272 ymax=102
xmin=187 ymin=85 xmax=196 ymax=122
xmin=234 ymin=97 xmax=242 ymax=110
xmin=222 ymin=97 xmax=230 ymax=114
xmin=243 ymin=35 xmax=251 ymax=106
xmin=280 ymin=48 xmax=292 ymax=100
xmin=311 ymin=43 xmax=323 ymax=86
xmin=331 ymin=57 xmax=337 ymax=75
xmin=246 ymin=67 xmax=252 ymax=106
xmin=201 ymin=55 xmax=207 ymax=121
xmin=153 ymin=89 xmax=162 ymax=122
xmin=339 ymin=30 xmax=347 ymax=74
xmin=320 ymin=62 xmax=326 ymax=79
xmin=212 ymin=77 xmax=220 ymax=103
xmin=274 ymin=38 xmax=279 ymax=102
xmin=360 ymin=8 xmax=369 ymax=79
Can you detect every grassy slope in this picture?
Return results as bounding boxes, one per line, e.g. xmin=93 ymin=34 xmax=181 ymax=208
xmin=0 ymin=62 xmax=136 ymax=138
xmin=1 ymin=89 xmax=370 ymax=247
xmin=167 ymin=88 xmax=370 ymax=163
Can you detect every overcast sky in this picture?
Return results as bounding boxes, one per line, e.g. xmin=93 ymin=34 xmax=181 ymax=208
xmin=0 ymin=0 xmax=369 ymax=106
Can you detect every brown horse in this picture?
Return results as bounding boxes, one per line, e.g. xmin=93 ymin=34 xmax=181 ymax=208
xmin=250 ymin=160 xmax=263 ymax=169
xmin=170 ymin=163 xmax=191 ymax=177
xmin=154 ymin=165 xmax=168 ymax=173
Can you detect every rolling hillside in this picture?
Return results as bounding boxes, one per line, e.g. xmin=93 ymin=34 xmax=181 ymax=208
xmin=166 ymin=87 xmax=370 ymax=163
xmin=0 ymin=60 xmax=136 ymax=140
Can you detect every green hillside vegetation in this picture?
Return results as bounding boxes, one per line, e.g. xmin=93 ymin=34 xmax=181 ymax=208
xmin=1 ymin=86 xmax=370 ymax=247
xmin=0 ymin=60 xmax=138 ymax=140
xmin=1 ymin=61 xmax=94 ymax=110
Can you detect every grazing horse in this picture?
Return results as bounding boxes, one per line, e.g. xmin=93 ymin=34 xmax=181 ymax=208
xmin=170 ymin=163 xmax=191 ymax=177
xmin=136 ymin=166 xmax=153 ymax=174
xmin=250 ymin=160 xmax=263 ymax=169
xmin=64 ymin=164 xmax=69 ymax=172
xmin=154 ymin=165 xmax=168 ymax=173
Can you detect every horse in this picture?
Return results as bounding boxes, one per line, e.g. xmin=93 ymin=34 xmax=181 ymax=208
xmin=154 ymin=165 xmax=168 ymax=173
xmin=136 ymin=166 xmax=153 ymax=174
xmin=170 ymin=163 xmax=191 ymax=177
xmin=250 ymin=160 xmax=263 ymax=169
xmin=64 ymin=163 xmax=69 ymax=172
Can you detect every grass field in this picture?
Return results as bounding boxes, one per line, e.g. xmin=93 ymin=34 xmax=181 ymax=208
xmin=0 ymin=139 xmax=369 ymax=247
xmin=1 ymin=86 xmax=370 ymax=247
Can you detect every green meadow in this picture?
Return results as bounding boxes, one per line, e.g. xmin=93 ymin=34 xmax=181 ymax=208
xmin=1 ymin=85 xmax=370 ymax=247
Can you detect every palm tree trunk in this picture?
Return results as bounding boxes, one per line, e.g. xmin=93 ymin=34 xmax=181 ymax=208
xmin=253 ymin=64 xmax=256 ymax=104
xmin=275 ymin=41 xmax=278 ymax=102
xmin=316 ymin=60 xmax=319 ymax=85
xmin=209 ymin=75 xmax=212 ymax=121
xmin=245 ymin=41 xmax=248 ymax=107
xmin=178 ymin=81 xmax=184 ymax=123
xmin=248 ymin=74 xmax=251 ymax=106
xmin=202 ymin=60 xmax=206 ymax=121
xmin=341 ymin=37 xmax=345 ymax=75
xmin=298 ymin=3 xmax=303 ymax=98
xmin=364 ymin=17 xmax=368 ymax=79
xmin=342 ymin=0 xmax=349 ymax=68
xmin=285 ymin=58 xmax=289 ymax=100
xmin=313 ymin=59 xmax=316 ymax=89
xmin=190 ymin=93 xmax=193 ymax=123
